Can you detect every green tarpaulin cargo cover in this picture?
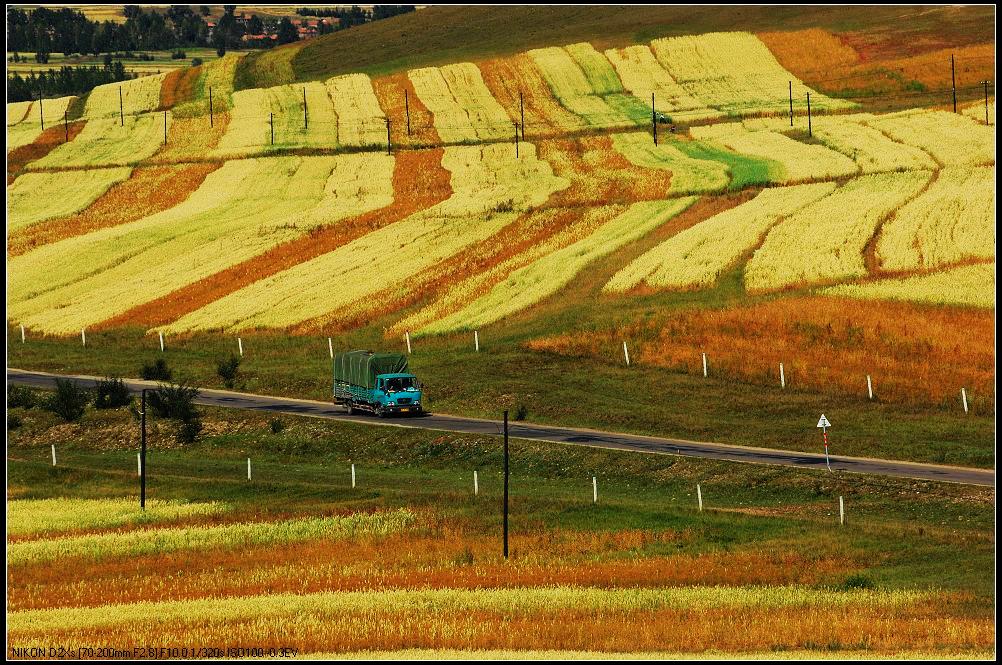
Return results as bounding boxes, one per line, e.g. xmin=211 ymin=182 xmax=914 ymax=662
xmin=333 ymin=350 xmax=409 ymax=389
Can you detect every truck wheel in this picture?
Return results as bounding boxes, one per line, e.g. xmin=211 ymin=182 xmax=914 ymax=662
xmin=376 ymin=404 xmax=386 ymax=418
xmin=346 ymin=400 xmax=355 ymax=415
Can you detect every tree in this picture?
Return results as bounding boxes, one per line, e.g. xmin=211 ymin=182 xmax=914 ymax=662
xmin=276 ymin=17 xmax=298 ymax=44
xmin=247 ymin=14 xmax=264 ymax=35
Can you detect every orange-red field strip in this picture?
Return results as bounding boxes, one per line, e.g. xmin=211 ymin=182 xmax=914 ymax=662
xmin=98 ymin=148 xmax=452 ymax=330
xmin=7 ymin=120 xmax=87 ymax=183
xmin=371 ymin=71 xmax=442 ymax=146
xmin=7 ymin=163 xmax=220 ymax=257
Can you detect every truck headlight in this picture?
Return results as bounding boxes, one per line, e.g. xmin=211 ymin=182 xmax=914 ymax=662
xmin=387 ymin=401 xmax=395 ymax=406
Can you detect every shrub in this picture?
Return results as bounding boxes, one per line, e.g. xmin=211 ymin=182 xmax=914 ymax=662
xmin=176 ymin=418 xmax=203 ymax=445
xmin=147 ymin=382 xmax=200 ymax=421
xmin=7 ymin=384 xmax=37 ymax=409
xmin=514 ymin=404 xmax=529 ymax=421
xmin=171 ymin=49 xmax=186 ymax=60
xmin=269 ymin=418 xmax=285 ymax=434
xmin=94 ymin=377 xmax=132 ymax=409
xmin=46 ymin=378 xmax=90 ymax=422
xmin=191 ymin=57 xmax=203 ymax=67
xmin=216 ymin=354 xmax=241 ymax=389
xmin=840 ymin=574 xmax=876 ymax=591
xmin=8 ymin=413 xmax=23 ymax=430
xmin=140 ymin=358 xmax=172 ymax=381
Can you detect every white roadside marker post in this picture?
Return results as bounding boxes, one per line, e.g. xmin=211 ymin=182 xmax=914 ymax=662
xmin=702 ymin=352 xmax=707 ymax=377
xmin=81 ymin=329 xmax=86 ymax=347
xmin=780 ymin=362 xmax=785 ymax=388
xmin=351 ymin=463 xmax=356 ymax=488
xmin=867 ymin=375 xmax=873 ymax=400
xmin=961 ymin=388 xmax=968 ymax=413
xmin=474 ymin=470 xmax=479 ymax=496
xmin=839 ymin=496 xmax=845 ymax=525
xmin=405 ymin=332 xmax=412 ymax=354
xmin=474 ymin=330 xmax=480 ymax=352
xmin=237 ymin=337 xmax=243 ymax=357
xmin=622 ymin=341 xmax=630 ymax=366
xmin=247 ymin=458 xmax=251 ymax=480
xmin=697 ymin=483 xmax=703 ymax=512
xmin=137 ymin=453 xmax=142 ymax=476
xmin=20 ymin=325 xmax=25 ymax=343
xmin=818 ymin=413 xmax=832 ymax=472
xmin=593 ymin=476 xmax=598 ymax=503
xmin=51 ymin=444 xmax=57 ymax=466
xmin=328 ymin=337 xmax=334 ymax=359
xmin=159 ymin=331 xmax=165 ymax=352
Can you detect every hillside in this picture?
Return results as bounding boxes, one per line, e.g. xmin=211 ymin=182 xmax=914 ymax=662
xmin=5 ymin=8 xmax=996 ymax=452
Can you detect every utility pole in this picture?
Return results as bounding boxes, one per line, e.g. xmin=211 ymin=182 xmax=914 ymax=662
xmin=789 ymin=81 xmax=793 ymax=126
xmin=981 ymin=80 xmax=992 ymax=125
xmin=519 ymin=90 xmax=525 ymax=141
xmin=303 ymin=87 xmax=308 ymax=129
xmin=209 ymin=86 xmax=213 ymax=127
xmin=386 ymin=117 xmax=391 ymax=155
xmin=503 ymin=409 xmax=509 ymax=560
xmin=652 ymin=92 xmax=657 ymax=146
xmin=64 ymin=110 xmax=68 ymax=142
xmin=119 ymin=85 xmax=124 ymax=127
xmin=163 ymin=111 xmax=167 ymax=145
xmin=951 ymin=54 xmax=957 ymax=113
xmin=140 ymin=389 xmax=148 ymax=510
xmin=270 ymin=112 xmax=274 ymax=145
xmin=39 ymin=91 xmax=44 ymax=130
xmin=806 ymin=91 xmax=812 ymax=137
xmin=404 ymin=89 xmax=411 ymax=135
xmin=514 ymin=122 xmax=519 ymax=158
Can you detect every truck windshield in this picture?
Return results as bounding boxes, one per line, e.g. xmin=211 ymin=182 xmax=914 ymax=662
xmin=385 ymin=377 xmax=415 ymax=392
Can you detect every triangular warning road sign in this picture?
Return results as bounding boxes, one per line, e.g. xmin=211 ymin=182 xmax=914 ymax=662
xmin=817 ymin=414 xmax=831 ymax=428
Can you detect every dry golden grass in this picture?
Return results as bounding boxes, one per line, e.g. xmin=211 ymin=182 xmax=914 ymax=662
xmin=479 ymin=53 xmax=587 ymax=134
xmin=528 ymin=295 xmax=994 ymax=408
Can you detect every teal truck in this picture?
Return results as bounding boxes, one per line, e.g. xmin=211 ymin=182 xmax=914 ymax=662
xmin=332 ymin=350 xmax=424 ymax=417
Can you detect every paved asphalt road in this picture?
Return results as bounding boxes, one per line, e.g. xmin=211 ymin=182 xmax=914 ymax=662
xmin=8 ymin=368 xmax=994 ymax=487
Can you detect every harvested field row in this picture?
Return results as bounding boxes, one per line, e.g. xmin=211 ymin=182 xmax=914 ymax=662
xmin=823 ymin=263 xmax=995 ymax=309
xmin=7 ymin=498 xmax=228 ymax=539
xmin=27 ymin=113 xmax=170 ymax=169
xmin=7 ymin=167 xmax=133 ymax=233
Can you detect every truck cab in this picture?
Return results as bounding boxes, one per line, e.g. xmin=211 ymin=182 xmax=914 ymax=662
xmin=372 ymin=373 xmax=423 ymax=416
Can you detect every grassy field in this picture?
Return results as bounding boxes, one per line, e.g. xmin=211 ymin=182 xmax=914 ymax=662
xmin=5 ymin=394 xmax=994 ymax=655
xmin=6 ymin=48 xmax=234 ymax=77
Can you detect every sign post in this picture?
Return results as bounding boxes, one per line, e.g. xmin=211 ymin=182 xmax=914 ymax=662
xmin=817 ymin=413 xmax=832 ymax=472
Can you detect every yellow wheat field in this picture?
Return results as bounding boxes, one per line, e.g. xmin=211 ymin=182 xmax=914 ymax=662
xmin=414 ymin=198 xmax=696 ymax=334
xmin=743 ymin=115 xmax=938 ymax=173
xmin=528 ymin=47 xmax=633 ymax=127
xmin=606 ymin=183 xmax=836 ymax=292
xmin=163 ymin=143 xmax=568 ymax=332
xmin=408 ymin=64 xmax=512 ymax=142
xmin=83 ymin=72 xmax=170 ymax=118
xmin=28 ymin=113 xmax=170 ymax=169
xmin=213 ymin=82 xmax=337 ymax=157
xmin=611 ymin=132 xmax=730 ymax=193
xmin=6 ymin=95 xmax=78 ymax=151
xmin=876 ymin=167 xmax=995 ymax=271
xmin=7 ymin=498 xmax=229 ymax=538
xmin=7 ymin=585 xmax=936 ymax=633
xmin=650 ymin=32 xmax=856 ymax=116
xmin=744 ymin=171 xmax=933 ymax=292
xmin=324 ymin=73 xmax=387 ymax=147
xmin=822 ymin=263 xmax=995 ymax=308
xmin=171 ymin=52 xmax=244 ymax=117
xmin=9 ymin=509 xmax=415 ymax=566
xmin=604 ymin=45 xmax=721 ymax=122
xmin=691 ymin=122 xmax=859 ymax=182
xmin=7 ymin=167 xmax=133 ymax=232
xmin=859 ymin=110 xmax=995 ymax=166
xmin=961 ymin=97 xmax=994 ymax=125
xmin=298 ymin=649 xmax=997 ymax=661
xmin=9 ymin=153 xmax=395 ymax=334
xmin=395 ymin=206 xmax=623 ymax=335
